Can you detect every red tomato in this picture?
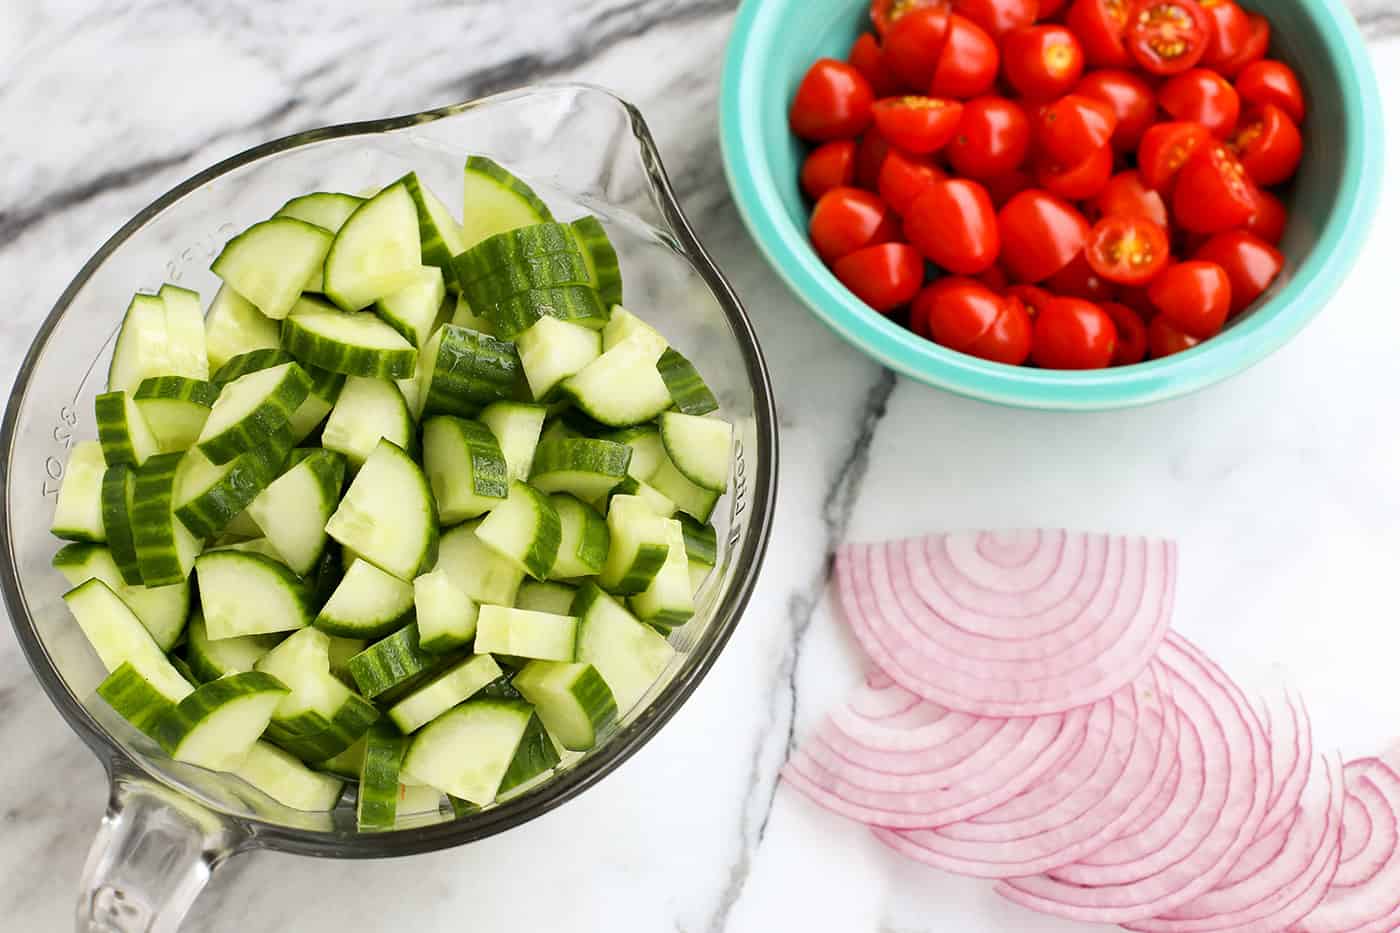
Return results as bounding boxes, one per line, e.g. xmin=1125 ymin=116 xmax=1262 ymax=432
xmin=1158 ymin=68 xmax=1241 ymax=138
xmin=801 ymin=140 xmax=858 ymax=200
xmin=946 ymin=97 xmax=1032 ymax=179
xmin=1038 ymin=0 xmax=1070 ymax=18
xmin=878 ymin=148 xmax=948 ymax=214
xmin=871 ymin=0 xmax=949 ymax=36
xmin=998 ymin=189 xmax=1091 ymax=281
xmin=907 ymin=178 xmax=1001 ymax=273
xmin=1231 ymin=105 xmax=1302 ymax=186
xmin=855 ymin=127 xmax=892 ymax=188
xmin=977 ymin=264 xmax=1011 ymax=291
xmin=967 ymin=296 xmax=1035 ymax=363
xmin=1172 ymin=143 xmax=1260 ymax=233
xmin=916 ymin=277 xmax=1002 ymax=347
xmin=1085 ymin=215 xmax=1170 ymax=285
xmin=1007 ymin=283 xmax=1055 ymax=317
xmin=1065 ymin=0 xmax=1133 ymax=68
xmin=1126 ymin=0 xmax=1210 ymax=75
xmin=1137 ymin=120 xmax=1212 ymax=192
xmin=1003 ymin=26 xmax=1086 ymax=100
xmin=1046 ymin=251 xmax=1119 ymax=301
xmin=1075 ymin=69 xmax=1158 ymax=150
xmin=1147 ymin=315 xmax=1201 ymax=357
xmin=1147 ymin=259 xmax=1231 ymax=337
xmin=1199 ymin=0 xmax=1251 ymax=68
xmin=809 ymin=187 xmax=898 ymax=262
xmin=930 ymin=14 xmax=1001 ymax=99
xmin=872 ymin=96 xmax=965 ymax=153
xmin=848 ymin=33 xmax=903 ymax=97
xmin=1244 ymin=189 xmax=1287 ymax=245
xmin=953 ymin=0 xmax=1038 ymax=37
xmin=790 ymin=60 xmax=876 ymax=141
xmin=1032 ymin=297 xmax=1117 ymax=368
xmin=1193 ymin=229 xmax=1284 ymax=315
xmin=1036 ymin=143 xmax=1113 ymax=200
xmin=1102 ymin=301 xmax=1148 ymax=364
xmin=833 ymin=243 xmax=926 ymax=311
xmin=884 ymin=8 xmax=953 ymax=89
xmin=1236 ymin=60 xmax=1306 ymax=124
xmin=1036 ymin=94 xmax=1118 ymax=166
xmin=1093 ymin=170 xmax=1169 ymax=228
xmin=1216 ymin=12 xmax=1269 ymax=77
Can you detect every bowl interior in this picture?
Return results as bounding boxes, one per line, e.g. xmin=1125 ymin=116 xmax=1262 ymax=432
xmin=1 ymin=85 xmax=776 ymax=855
xmin=721 ymin=0 xmax=1382 ymax=409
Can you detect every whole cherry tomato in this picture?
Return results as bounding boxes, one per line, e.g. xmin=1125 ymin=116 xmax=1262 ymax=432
xmin=1236 ymin=60 xmax=1306 ymax=124
xmin=1115 ymin=285 xmax=1157 ymax=319
xmin=809 ymin=187 xmax=899 ymax=262
xmin=1148 ymin=259 xmax=1231 ymax=337
xmin=916 ymin=277 xmax=1001 ymax=347
xmin=1032 ymin=297 xmax=1117 ymax=368
xmin=1038 ymin=0 xmax=1070 ymax=19
xmin=878 ymin=148 xmax=948 ymax=214
xmin=1076 ymin=69 xmax=1158 ymax=150
xmin=946 ymin=97 xmax=1032 ymax=179
xmin=930 ymin=14 xmax=1001 ymax=99
xmin=1046 ymin=251 xmax=1119 ymax=301
xmin=1216 ymin=13 xmax=1269 ymax=77
xmin=884 ymin=8 xmax=953 ymax=89
xmin=872 ymin=96 xmax=965 ymax=153
xmin=1158 ymin=68 xmax=1241 ymax=138
xmin=871 ymin=0 xmax=948 ymax=36
xmin=1172 ymin=143 xmax=1260 ymax=233
xmin=1066 ymin=0 xmax=1133 ymax=68
xmin=801 ymin=141 xmax=858 ymax=200
xmin=790 ymin=60 xmax=876 ymax=141
xmin=1147 ymin=315 xmax=1201 ymax=356
xmin=833 ymin=242 xmax=926 ymax=311
xmin=983 ymin=168 xmax=1036 ymax=206
xmin=1035 ymin=143 xmax=1113 ymax=200
xmin=848 ymin=33 xmax=903 ymax=97
xmin=976 ymin=264 xmax=1011 ymax=291
xmin=1126 ymin=0 xmax=1210 ymax=75
xmin=1093 ymin=170 xmax=1169 ymax=228
xmin=1102 ymin=301 xmax=1149 ymax=364
xmin=1036 ymin=93 xmax=1118 ymax=166
xmin=1199 ymin=0 xmax=1250 ymax=68
xmin=1244 ymin=189 xmax=1287 ymax=245
xmin=998 ymin=189 xmax=1091 ymax=282
xmin=855 ymin=127 xmax=892 ymax=188
xmin=954 ymin=0 xmax=1038 ymax=37
xmin=1003 ymin=26 xmax=1086 ymax=100
xmin=907 ymin=178 xmax=1001 ymax=273
xmin=1007 ymin=283 xmax=1055 ymax=317
xmin=1084 ymin=215 xmax=1170 ymax=286
xmin=1231 ymin=105 xmax=1302 ymax=186
xmin=1193 ymin=229 xmax=1284 ymax=315
xmin=967 ymin=295 xmax=1034 ymax=363
xmin=1137 ymin=120 xmax=1213 ymax=192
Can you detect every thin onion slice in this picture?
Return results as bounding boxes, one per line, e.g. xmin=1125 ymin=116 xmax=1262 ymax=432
xmin=1297 ymin=757 xmax=1400 ymax=932
xmin=1254 ymin=688 xmax=1313 ymax=841
xmin=1340 ymin=795 xmax=1374 ymax=865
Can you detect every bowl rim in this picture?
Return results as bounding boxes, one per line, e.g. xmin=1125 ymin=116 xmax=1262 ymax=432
xmin=0 ymin=82 xmax=779 ymax=857
xmin=719 ymin=0 xmax=1384 ymax=411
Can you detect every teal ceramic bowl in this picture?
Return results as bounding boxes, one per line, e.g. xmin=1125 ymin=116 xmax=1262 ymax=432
xmin=721 ymin=0 xmax=1383 ymax=410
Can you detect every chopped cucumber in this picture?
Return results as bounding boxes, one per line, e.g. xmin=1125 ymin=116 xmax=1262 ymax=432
xmin=256 ymin=628 xmax=379 ymax=760
xmin=98 ymin=661 xmax=180 ymax=740
xmin=276 ymin=192 xmax=364 ymax=232
xmin=400 ymin=173 xmax=466 ymax=291
xmin=376 ymin=265 xmax=446 ymax=348
xmin=108 ymin=293 xmax=171 ymax=394
xmin=481 ymin=285 xmax=609 ymax=339
xmin=417 ymin=324 xmax=523 ymax=418
xmin=460 ymin=156 xmax=553 ymax=250
xmin=422 ymin=415 xmax=508 ymax=524
xmin=478 ymin=401 xmax=547 ymax=483
xmin=515 ymin=580 xmax=578 ymax=615
xmin=450 ymin=292 xmax=496 ymax=334
xmin=659 ymin=412 xmax=732 ymax=493
xmin=323 ymin=182 xmax=423 ymax=311
xmin=548 ymin=494 xmax=609 ymax=580
xmin=101 ymin=464 xmax=143 ymax=585
xmin=608 ymin=475 xmax=677 ymax=517
xmin=174 ymin=441 xmax=289 ymax=539
xmin=212 ymin=218 xmax=333 ymax=320
xmin=512 ymin=660 xmax=617 ymax=751
xmin=413 ymin=568 xmax=479 ymax=653
xmin=51 ymin=441 xmax=107 ymax=542
xmin=158 ymin=284 xmax=210 ymax=381
xmin=283 ymin=296 xmax=418 ymax=379
xmin=598 ymin=495 xmax=673 ymax=594
xmin=569 ymin=216 xmax=623 ymax=309
xmin=63 ymin=578 xmax=193 ymax=703
xmin=656 ymin=347 xmax=719 ymax=415
xmin=321 ymin=375 xmax=414 ymax=469
xmin=155 ymin=671 xmax=288 ymax=771
xmin=196 ymin=550 xmax=312 ymax=640
xmin=315 ymin=558 xmax=414 ymax=639
xmin=95 ymin=391 xmax=160 ymax=467
xmin=572 ymin=584 xmax=675 ymax=712
xmin=474 ymin=605 xmax=578 ymax=662
xmin=529 ymin=437 xmax=631 ymax=500
xmin=325 ymin=439 xmax=438 ymax=581
xmin=358 ymin=723 xmax=409 ymax=831
xmin=246 ymin=449 xmax=344 ymax=575
xmin=629 ymin=518 xmax=693 ymax=630
xmin=679 ymin=514 xmax=718 ymax=567
xmin=402 ymin=698 xmax=555 ymax=806
xmin=133 ymin=376 xmax=218 ymax=452
xmin=649 ymin=454 xmax=720 ymax=523
xmin=53 ymin=543 xmax=189 ymax=651
xmin=516 ymin=317 xmax=602 ymax=400
xmin=689 ymin=560 xmax=711 ymax=595
xmin=235 ymin=741 xmax=345 ymax=811
xmin=185 ymin=612 xmax=282 ymax=683
xmin=197 ymin=362 xmax=311 ymax=464
xmin=475 ymin=481 xmax=561 ymax=581
xmin=204 ymin=286 xmax=280 ymax=372
xmin=388 ymin=654 xmax=503 ymax=733
xmin=602 ymin=306 xmax=662 ymax=351
xmin=561 ymin=331 xmax=671 ymax=427
xmin=132 ymin=452 xmax=201 ymax=586
xmin=454 ymin=222 xmax=588 ymax=294
xmin=602 ymin=425 xmax=667 ymax=481
xmin=437 ymin=521 xmax=524 ymax=607
xmin=347 ymin=623 xmax=437 ymax=698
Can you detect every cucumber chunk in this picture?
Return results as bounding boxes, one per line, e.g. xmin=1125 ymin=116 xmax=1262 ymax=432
xmin=607 ymin=476 xmax=677 ymax=518
xmin=256 ymin=628 xmax=380 ymax=760
xmin=51 ymin=441 xmax=107 ymax=542
xmin=402 ymin=698 xmax=554 ymax=806
xmin=132 ymin=452 xmax=201 ymax=586
xmin=315 ymin=558 xmax=414 ymax=639
xmin=63 ymin=578 xmax=193 ymax=703
xmin=246 ymin=449 xmax=344 ymax=575
xmin=548 ymin=494 xmax=610 ymax=580
xmin=134 ymin=376 xmax=218 ymax=452
xmin=602 ymin=306 xmax=663 ymax=351
xmin=98 ymin=661 xmax=180 ymax=740
xmin=656 ymin=347 xmax=719 ymax=416
xmin=325 ymin=439 xmax=438 ymax=581
xmin=512 ymin=660 xmax=617 ymax=751
xmin=597 ymin=495 xmax=673 ymax=594
xmin=561 ymin=331 xmax=671 ymax=427
xmin=235 ymin=741 xmax=345 ymax=811
xmin=212 ymin=217 xmax=333 ymax=320
xmin=460 ymin=156 xmax=553 ymax=250
xmin=437 ymin=521 xmax=524 ymax=607
xmin=175 ymin=440 xmax=290 ymax=539
xmin=529 ymin=437 xmax=631 ymax=500
xmin=454 ymin=222 xmax=586 ymax=290
xmin=107 ymin=293 xmax=170 ymax=394
xmin=649 ymin=454 xmax=721 ymax=523
xmin=197 ymin=362 xmax=311 ymax=464
xmin=388 ymin=654 xmax=503 ymax=733
xmin=659 ymin=412 xmax=732 ymax=493
xmin=196 ymin=550 xmax=313 ymax=640
xmin=282 ymin=296 xmax=418 ymax=379
xmin=418 ymin=324 xmax=523 ymax=418
xmin=204 ymin=286 xmax=280 ymax=372
xmin=569 ymin=216 xmax=623 ymax=309
xmin=358 ymin=724 xmax=409 ymax=831
xmin=376 ymin=265 xmax=446 ymax=348
xmin=155 ymin=671 xmax=288 ymax=771
xmin=474 ymin=605 xmax=578 ymax=662
xmin=602 ymin=425 xmax=667 ymax=481
xmin=275 ymin=192 xmax=364 ymax=232
xmin=95 ymin=390 xmax=160 ymax=467
xmin=413 ymin=568 xmax=479 ymax=653
xmin=314 ymin=736 xmax=367 ymax=780
xmin=422 ymin=415 xmax=508 ymax=524
xmin=321 ymin=376 xmax=414 ymax=469
xmin=450 ymin=292 xmax=497 ymax=335
xmin=185 ymin=612 xmax=282 ymax=683
xmin=572 ymin=584 xmax=675 ymax=712
xmin=481 ymin=285 xmax=609 ymax=339
xmin=100 ymin=464 xmax=143 ymax=585
xmin=478 ymin=401 xmax=547 ymax=483
xmin=475 ymin=481 xmax=561 ymax=581
xmin=689 ymin=560 xmax=712 ymax=595
xmin=400 ymin=173 xmax=466 ymax=291
xmin=679 ymin=514 xmax=718 ymax=567
xmin=516 ymin=317 xmax=602 ymax=401
xmin=629 ymin=518 xmax=694 ymax=630
xmin=323 ymin=182 xmax=423 ymax=311
xmin=515 ymin=580 xmax=578 ymax=615
xmin=53 ymin=544 xmax=190 ymax=652
xmin=347 ymin=623 xmax=437 ymax=698
xmin=157 ymin=284 xmax=210 ymax=381
xmin=211 ymin=347 xmax=294 ymax=386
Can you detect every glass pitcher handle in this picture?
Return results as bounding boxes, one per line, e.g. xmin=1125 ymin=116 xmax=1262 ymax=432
xmin=77 ymin=765 xmax=248 ymax=933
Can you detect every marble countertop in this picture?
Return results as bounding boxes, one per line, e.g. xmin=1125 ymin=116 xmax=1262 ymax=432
xmin=4 ymin=1 xmax=1400 ymax=930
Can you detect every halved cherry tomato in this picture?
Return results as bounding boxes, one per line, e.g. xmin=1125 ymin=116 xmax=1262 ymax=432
xmin=1172 ymin=143 xmax=1260 ymax=233
xmin=884 ymin=8 xmax=953 ymax=89
xmin=871 ymin=0 xmax=948 ymax=36
xmin=907 ymin=178 xmax=1001 ymax=273
xmin=967 ymin=296 xmax=1034 ymax=363
xmin=1236 ymin=60 xmax=1306 ymax=124
xmin=1007 ymin=283 xmax=1055 ymax=317
xmin=1032 ymin=297 xmax=1117 ymax=368
xmin=1126 ymin=0 xmax=1210 ymax=75
xmin=1148 ymin=259 xmax=1231 ymax=337
xmin=1102 ymin=301 xmax=1149 ymax=364
xmin=833 ymin=243 xmax=926 ymax=311
xmin=1244 ymin=189 xmax=1287 ymax=245
xmin=1215 ymin=12 xmax=1269 ymax=77
xmin=930 ymin=14 xmax=1001 ymax=99
xmin=1036 ymin=143 xmax=1113 ymax=200
xmin=1231 ymin=105 xmax=1302 ymax=186
xmin=1159 ymin=68 xmax=1241 ymax=138
xmin=1199 ymin=0 xmax=1251 ymax=68
xmin=1066 ymin=0 xmax=1133 ymax=68
xmin=983 ymin=168 xmax=1036 ymax=207
xmin=953 ymin=0 xmax=1038 ymax=37
xmin=1193 ymin=229 xmax=1284 ymax=315
xmin=1116 ymin=285 xmax=1157 ymax=318
xmin=998 ymin=189 xmax=1091 ymax=282
xmin=855 ymin=127 xmax=892 ymax=188
xmin=1046 ymin=251 xmax=1119 ymax=301
xmin=801 ymin=140 xmax=858 ymax=200
xmin=946 ymin=97 xmax=1032 ymax=179
xmin=916 ymin=277 xmax=1001 ymax=347
xmin=1038 ymin=0 xmax=1070 ymax=19
xmin=1076 ymin=69 xmax=1158 ymax=150
xmin=1137 ymin=120 xmax=1212 ymax=192
xmin=848 ymin=33 xmax=903 ymax=97
xmin=1147 ymin=315 xmax=1201 ymax=356
xmin=1003 ymin=26 xmax=1086 ymax=100
xmin=1036 ymin=93 xmax=1118 ymax=166
xmin=809 ymin=187 xmax=898 ymax=262
xmin=878 ymin=148 xmax=948 ymax=214
xmin=873 ymin=96 xmax=965 ymax=153
xmin=1093 ymin=170 xmax=1169 ymax=228
xmin=790 ymin=60 xmax=876 ymax=141
xmin=1085 ymin=215 xmax=1170 ymax=285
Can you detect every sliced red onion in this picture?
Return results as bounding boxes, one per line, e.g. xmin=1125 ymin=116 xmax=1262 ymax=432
xmin=1297 ymin=757 xmax=1400 ymax=932
xmin=1255 ymin=688 xmax=1313 ymax=841
xmin=1340 ymin=795 xmax=1374 ymax=865
xmin=1331 ymin=770 xmax=1397 ymax=890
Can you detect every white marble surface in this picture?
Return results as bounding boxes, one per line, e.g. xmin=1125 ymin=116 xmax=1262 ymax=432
xmin=3 ymin=1 xmax=1400 ymax=931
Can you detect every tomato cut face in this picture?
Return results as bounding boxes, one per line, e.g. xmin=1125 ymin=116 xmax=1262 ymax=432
xmin=1126 ymin=0 xmax=1210 ymax=75
xmin=848 ymin=32 xmax=903 ymax=97
xmin=872 ymin=96 xmax=965 ymax=154
xmin=1003 ymin=25 xmax=1086 ymax=100
xmin=1237 ymin=60 xmax=1306 ymax=124
xmin=1231 ymin=105 xmax=1303 ymax=187
xmin=1137 ymin=120 xmax=1213 ymax=192
xmin=871 ymin=0 xmax=949 ymax=36
xmin=790 ymin=59 xmax=876 ymax=141
xmin=1067 ymin=0 xmax=1134 ymax=68
xmin=833 ymin=242 xmax=926 ymax=311
xmin=884 ymin=8 xmax=954 ymax=89
xmin=1193 ymin=229 xmax=1284 ymax=315
xmin=1076 ymin=69 xmax=1158 ymax=150
xmin=1086 ymin=215 xmax=1170 ymax=285
xmin=946 ymin=97 xmax=1031 ymax=180
xmin=1093 ymin=170 xmax=1169 ymax=229
xmin=929 ymin=14 xmax=1001 ymax=99
xmin=1159 ymin=68 xmax=1241 ymax=138
xmin=1171 ymin=143 xmax=1260 ymax=234
xmin=801 ymin=140 xmax=858 ymax=201
xmin=1032 ymin=297 xmax=1117 ymax=369
xmin=998 ymin=189 xmax=1091 ymax=282
xmin=1101 ymin=302 xmax=1149 ymax=364
xmin=906 ymin=178 xmax=1001 ymax=274
xmin=1035 ymin=142 xmax=1113 ymax=201
xmin=878 ymin=148 xmax=948 ymax=215
xmin=1147 ymin=259 xmax=1232 ymax=337
xmin=809 ymin=187 xmax=898 ymax=263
